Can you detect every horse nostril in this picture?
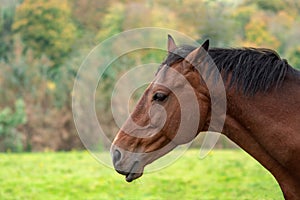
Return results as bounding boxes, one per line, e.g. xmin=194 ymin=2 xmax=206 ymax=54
xmin=113 ymin=149 xmax=122 ymax=164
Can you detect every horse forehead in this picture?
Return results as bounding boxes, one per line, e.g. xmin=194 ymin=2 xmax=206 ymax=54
xmin=153 ymin=66 xmax=187 ymax=89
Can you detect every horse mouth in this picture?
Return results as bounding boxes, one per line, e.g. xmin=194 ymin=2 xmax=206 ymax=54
xmin=125 ymin=161 xmax=142 ymax=182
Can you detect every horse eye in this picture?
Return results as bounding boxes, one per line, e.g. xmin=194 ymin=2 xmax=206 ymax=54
xmin=152 ymin=93 xmax=168 ymax=102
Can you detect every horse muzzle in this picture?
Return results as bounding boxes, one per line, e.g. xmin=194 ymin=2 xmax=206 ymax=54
xmin=111 ymin=145 xmax=144 ymax=182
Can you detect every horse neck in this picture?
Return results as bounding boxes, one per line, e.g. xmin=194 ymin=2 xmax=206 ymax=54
xmin=220 ymin=71 xmax=300 ymax=199
xmin=222 ymin=70 xmax=300 ymax=153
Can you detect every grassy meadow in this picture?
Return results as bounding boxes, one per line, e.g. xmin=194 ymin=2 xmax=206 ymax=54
xmin=0 ymin=150 xmax=283 ymax=200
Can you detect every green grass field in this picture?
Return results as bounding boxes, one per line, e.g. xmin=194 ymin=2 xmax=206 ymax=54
xmin=0 ymin=150 xmax=283 ymax=200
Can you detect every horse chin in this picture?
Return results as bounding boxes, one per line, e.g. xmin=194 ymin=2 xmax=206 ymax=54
xmin=126 ymin=161 xmax=144 ymax=182
xmin=117 ymin=160 xmax=144 ymax=182
xmin=125 ymin=172 xmax=143 ymax=182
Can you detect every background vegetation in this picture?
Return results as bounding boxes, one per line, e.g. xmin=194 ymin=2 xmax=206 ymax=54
xmin=1 ymin=0 xmax=300 ymax=151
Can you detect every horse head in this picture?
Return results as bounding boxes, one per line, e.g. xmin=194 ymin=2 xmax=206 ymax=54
xmin=111 ymin=35 xmax=212 ymax=182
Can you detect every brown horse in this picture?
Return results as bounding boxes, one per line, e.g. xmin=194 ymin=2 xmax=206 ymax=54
xmin=111 ymin=35 xmax=300 ymax=199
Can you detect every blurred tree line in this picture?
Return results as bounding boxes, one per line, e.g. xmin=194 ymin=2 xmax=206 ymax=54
xmin=0 ymin=0 xmax=300 ymax=152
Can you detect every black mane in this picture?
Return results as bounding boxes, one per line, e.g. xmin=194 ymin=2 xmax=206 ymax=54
xmin=160 ymin=45 xmax=291 ymax=95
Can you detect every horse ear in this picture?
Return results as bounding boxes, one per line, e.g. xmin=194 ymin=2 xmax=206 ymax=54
xmin=185 ymin=39 xmax=210 ymax=66
xmin=202 ymin=39 xmax=209 ymax=52
xmin=167 ymin=34 xmax=177 ymax=52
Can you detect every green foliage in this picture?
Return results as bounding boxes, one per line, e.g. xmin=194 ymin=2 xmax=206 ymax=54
xmin=231 ymin=4 xmax=258 ymax=38
xmin=244 ymin=13 xmax=280 ymax=49
xmin=96 ymin=2 xmax=177 ymax=42
xmin=0 ymin=99 xmax=26 ymax=152
xmin=13 ymin=0 xmax=77 ymax=67
xmin=287 ymin=46 xmax=300 ymax=69
xmin=247 ymin=0 xmax=285 ymax=12
xmin=0 ymin=37 xmax=71 ymax=108
xmin=96 ymin=3 xmax=125 ymax=42
xmin=197 ymin=1 xmax=238 ymax=47
xmin=0 ymin=4 xmax=16 ymax=62
xmin=0 ymin=150 xmax=283 ymax=199
xmin=70 ymin=0 xmax=109 ymax=32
